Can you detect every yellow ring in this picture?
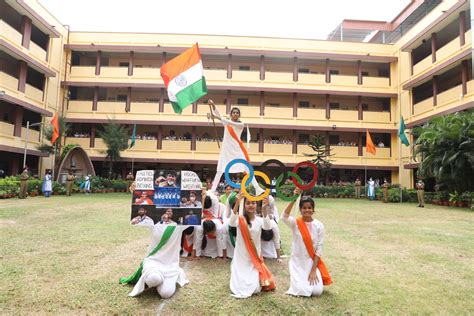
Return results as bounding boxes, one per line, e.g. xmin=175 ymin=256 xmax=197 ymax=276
xmin=241 ymin=171 xmax=271 ymax=201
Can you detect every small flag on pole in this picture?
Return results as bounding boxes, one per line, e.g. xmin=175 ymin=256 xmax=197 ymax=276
xmin=130 ymin=124 xmax=136 ymax=149
xmin=399 ymin=116 xmax=410 ymax=146
xmin=366 ymin=129 xmax=376 ymax=155
xmin=51 ymin=113 xmax=59 ymax=145
xmin=160 ymin=43 xmax=208 ymax=114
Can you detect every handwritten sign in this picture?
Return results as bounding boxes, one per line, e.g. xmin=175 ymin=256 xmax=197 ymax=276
xmin=181 ymin=170 xmax=202 ymax=190
xmin=135 ymin=170 xmax=154 ymax=190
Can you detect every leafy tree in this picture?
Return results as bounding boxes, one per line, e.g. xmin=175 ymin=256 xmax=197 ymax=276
xmin=98 ymin=120 xmax=129 ymax=178
xmin=304 ymin=134 xmax=332 ymax=183
xmin=414 ymin=110 xmax=474 ymax=193
xmin=37 ymin=115 xmax=69 ymax=154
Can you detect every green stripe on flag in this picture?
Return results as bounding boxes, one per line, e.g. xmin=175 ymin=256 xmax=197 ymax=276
xmin=399 ymin=116 xmax=410 ymax=146
xmin=130 ymin=124 xmax=136 ymax=149
xmin=171 ymin=78 xmax=208 ymax=114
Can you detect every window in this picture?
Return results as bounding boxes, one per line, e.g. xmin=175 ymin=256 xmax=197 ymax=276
xmin=329 ymin=70 xmax=339 ymax=75
xmin=298 ymin=68 xmax=310 ymax=74
xmin=329 ymin=102 xmax=340 ymax=109
xmin=299 ymin=101 xmax=310 ymax=108
xmin=239 ymin=66 xmax=250 ymax=71
xmin=237 ymin=98 xmax=248 ymax=105
xmin=119 ymin=62 xmax=130 ymax=67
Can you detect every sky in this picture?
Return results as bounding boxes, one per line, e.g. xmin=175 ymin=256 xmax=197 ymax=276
xmin=39 ymin=0 xmax=410 ymax=40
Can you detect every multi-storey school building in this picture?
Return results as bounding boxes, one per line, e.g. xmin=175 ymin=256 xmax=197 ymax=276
xmin=0 ymin=0 xmax=472 ymax=188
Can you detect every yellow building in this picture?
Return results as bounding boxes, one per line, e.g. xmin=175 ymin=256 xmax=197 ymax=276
xmin=0 ymin=0 xmax=472 ymax=188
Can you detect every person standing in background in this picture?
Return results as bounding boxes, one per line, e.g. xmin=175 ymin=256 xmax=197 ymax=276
xmin=42 ymin=171 xmax=53 ymax=197
xmin=19 ymin=167 xmax=29 ymax=199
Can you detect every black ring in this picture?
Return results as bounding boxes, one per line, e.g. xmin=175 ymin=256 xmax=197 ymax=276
xmin=255 ymin=159 xmax=289 ymax=189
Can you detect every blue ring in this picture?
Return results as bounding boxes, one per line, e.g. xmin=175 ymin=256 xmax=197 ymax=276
xmin=224 ymin=158 xmax=254 ymax=188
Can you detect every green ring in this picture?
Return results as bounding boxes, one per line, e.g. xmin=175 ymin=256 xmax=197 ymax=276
xmin=276 ymin=172 xmax=302 ymax=202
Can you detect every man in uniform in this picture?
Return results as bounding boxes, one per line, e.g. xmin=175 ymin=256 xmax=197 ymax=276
xmin=19 ymin=167 xmax=29 ymax=199
xmin=382 ymin=178 xmax=389 ymax=203
xmin=126 ymin=172 xmax=134 ymax=193
xmin=354 ymin=178 xmax=361 ymax=199
xmin=416 ymin=178 xmax=425 ymax=207
xmin=66 ymin=170 xmax=75 ymax=196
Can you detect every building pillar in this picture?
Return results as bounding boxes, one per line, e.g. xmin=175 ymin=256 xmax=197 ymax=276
xmin=325 ymin=131 xmax=330 ymax=155
xmin=292 ymin=130 xmax=297 ymax=154
xmin=92 ymin=87 xmax=98 ymax=111
xmin=259 ymin=128 xmax=264 ymax=153
xmin=17 ymin=60 xmax=27 ymax=92
xmin=95 ymin=50 xmax=102 ymax=75
xmin=162 ymin=52 xmax=167 ymax=65
xmin=126 ymin=87 xmax=131 ymax=112
xmin=292 ymin=92 xmax=297 ymax=117
xmin=357 ymin=60 xmax=362 ymax=85
xmin=192 ymin=102 xmax=198 ymax=114
xmin=191 ymin=126 xmax=196 ymax=151
xmin=432 ymin=75 xmax=438 ymax=106
xmin=45 ymin=38 xmax=51 ymax=62
xmin=358 ymin=132 xmax=362 ymax=156
xmin=128 ymin=51 xmax=134 ymax=76
xmin=325 ymin=59 xmax=330 ymax=83
xmin=459 ymin=11 xmax=466 ymax=46
xmin=260 ymin=55 xmax=265 ymax=81
xmin=226 ymin=90 xmax=231 ymax=114
xmin=431 ymin=33 xmax=437 ymax=63
xmin=358 ymin=96 xmax=363 ymax=120
xmin=13 ymin=106 xmax=24 ymax=137
xmin=21 ymin=15 xmax=32 ymax=49
xmin=410 ymin=51 xmax=414 ymax=76
xmin=461 ymin=59 xmax=468 ymax=95
xmin=157 ymin=125 xmax=162 ymax=149
xmin=293 ymin=57 xmax=298 ymax=82
xmin=90 ymin=126 xmax=96 ymax=148
xmin=260 ymin=91 xmax=265 ymax=116
xmin=325 ymin=94 xmax=330 ymax=119
xmin=159 ymin=88 xmax=164 ymax=112
xmin=227 ymin=54 xmax=232 ymax=79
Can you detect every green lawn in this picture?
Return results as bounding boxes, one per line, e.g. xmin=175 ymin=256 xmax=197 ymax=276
xmin=1 ymin=194 xmax=473 ymax=314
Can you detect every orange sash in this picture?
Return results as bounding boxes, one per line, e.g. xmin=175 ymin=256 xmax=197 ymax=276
xmin=296 ymin=217 xmax=333 ymax=285
xmin=238 ymin=216 xmax=276 ymax=291
xmin=226 ymin=125 xmax=251 ymax=162
xmin=183 ymin=236 xmax=193 ymax=253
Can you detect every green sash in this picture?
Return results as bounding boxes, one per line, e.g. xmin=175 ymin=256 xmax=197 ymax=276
xmin=228 ymin=224 xmax=236 ymax=248
xmin=119 ymin=225 xmax=176 ymax=285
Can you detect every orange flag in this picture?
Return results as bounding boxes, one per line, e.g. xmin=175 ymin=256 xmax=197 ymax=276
xmin=51 ymin=113 xmax=59 ymax=145
xmin=366 ymin=129 xmax=376 ymax=155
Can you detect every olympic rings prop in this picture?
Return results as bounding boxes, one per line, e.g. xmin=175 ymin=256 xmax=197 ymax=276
xmin=241 ymin=171 xmax=271 ymax=201
xmin=224 ymin=158 xmax=319 ymax=201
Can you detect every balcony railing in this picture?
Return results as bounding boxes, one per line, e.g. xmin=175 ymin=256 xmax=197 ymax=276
xmin=331 ymin=109 xmax=358 ymax=121
xmin=0 ymin=20 xmax=22 ymax=47
xmin=29 ymin=41 xmax=47 ymax=61
xmin=363 ymin=111 xmax=390 ymax=122
xmin=1 ymin=72 xmax=19 ymax=91
xmin=413 ymin=97 xmax=434 ymax=116
xmin=0 ymin=121 xmax=15 ymax=136
xmin=24 ymin=84 xmax=44 ymax=103
xmin=437 ymin=85 xmax=463 ymax=106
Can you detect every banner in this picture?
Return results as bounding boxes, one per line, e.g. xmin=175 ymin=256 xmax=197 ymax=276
xmin=130 ymin=170 xmax=202 ymax=226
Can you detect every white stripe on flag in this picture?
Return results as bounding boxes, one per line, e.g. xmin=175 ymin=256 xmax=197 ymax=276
xmin=167 ymin=61 xmax=204 ymax=102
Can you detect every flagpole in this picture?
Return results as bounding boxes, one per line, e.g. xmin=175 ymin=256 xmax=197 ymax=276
xmin=399 ymin=132 xmax=403 ymax=204
xmin=208 ymin=100 xmax=220 ymax=149
xmin=131 ymin=147 xmax=135 ymax=175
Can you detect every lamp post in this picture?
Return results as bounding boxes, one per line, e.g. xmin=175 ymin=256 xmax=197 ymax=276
xmin=23 ymin=121 xmax=44 ymax=168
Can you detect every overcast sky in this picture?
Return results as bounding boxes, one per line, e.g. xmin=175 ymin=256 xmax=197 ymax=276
xmin=39 ymin=0 xmax=410 ymax=40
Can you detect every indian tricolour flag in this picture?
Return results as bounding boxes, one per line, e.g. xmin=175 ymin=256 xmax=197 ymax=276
xmin=160 ymin=43 xmax=208 ymax=114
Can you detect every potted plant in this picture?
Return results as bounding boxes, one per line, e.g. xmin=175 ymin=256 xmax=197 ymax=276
xmin=439 ymin=191 xmax=449 ymax=206
xmin=461 ymin=192 xmax=471 ymax=208
xmin=449 ymin=191 xmax=463 ymax=207
xmin=432 ymin=192 xmax=440 ymax=205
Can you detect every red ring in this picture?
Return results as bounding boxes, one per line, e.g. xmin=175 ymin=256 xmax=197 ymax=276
xmin=291 ymin=161 xmax=318 ymax=190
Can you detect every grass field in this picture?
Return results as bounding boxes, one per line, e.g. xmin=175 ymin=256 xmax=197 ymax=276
xmin=1 ymin=193 xmax=473 ymax=314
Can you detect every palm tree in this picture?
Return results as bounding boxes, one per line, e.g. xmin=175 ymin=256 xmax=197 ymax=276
xmin=304 ymin=134 xmax=332 ymax=183
xmin=415 ymin=109 xmax=474 ymax=192
xmin=98 ymin=120 xmax=130 ymax=178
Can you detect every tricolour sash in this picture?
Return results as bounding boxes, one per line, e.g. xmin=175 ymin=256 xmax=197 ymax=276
xmin=226 ymin=125 xmax=250 ymax=162
xmin=238 ymin=215 xmax=276 ymax=291
xmin=119 ymin=225 xmax=176 ymax=285
xmin=295 ymin=217 xmax=332 ymax=285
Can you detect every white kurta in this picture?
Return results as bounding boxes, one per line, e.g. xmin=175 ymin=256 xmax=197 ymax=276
xmin=84 ymin=176 xmax=91 ymax=191
xmin=281 ymin=215 xmax=324 ymax=297
xmin=43 ymin=174 xmax=52 ymax=192
xmin=194 ymin=219 xmax=226 ymax=258
xmin=214 ymin=108 xmax=247 ymax=173
xmin=129 ymin=224 xmax=189 ymax=297
xmin=229 ymin=213 xmax=272 ymax=298
xmin=261 ymin=219 xmax=280 ymax=259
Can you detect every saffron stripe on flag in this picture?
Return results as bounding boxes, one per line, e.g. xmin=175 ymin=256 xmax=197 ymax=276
xmin=160 ymin=44 xmax=201 ymax=86
xmin=171 ymin=79 xmax=208 ymax=114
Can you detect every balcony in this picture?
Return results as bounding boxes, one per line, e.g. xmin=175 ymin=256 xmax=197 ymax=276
xmin=330 ymin=109 xmax=358 ymax=121
xmin=0 ymin=72 xmax=45 ymax=109
xmin=0 ymin=20 xmax=48 ymax=63
xmin=437 ymin=85 xmax=463 ymax=106
xmin=413 ymin=97 xmax=434 ymax=116
xmin=0 ymin=121 xmax=41 ymax=149
xmin=67 ymin=65 xmax=394 ymax=96
xmin=363 ymin=111 xmax=391 ymax=122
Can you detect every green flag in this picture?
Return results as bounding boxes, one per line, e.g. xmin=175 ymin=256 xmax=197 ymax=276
xmin=399 ymin=117 xmax=410 ymax=146
xmin=130 ymin=124 xmax=136 ymax=149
